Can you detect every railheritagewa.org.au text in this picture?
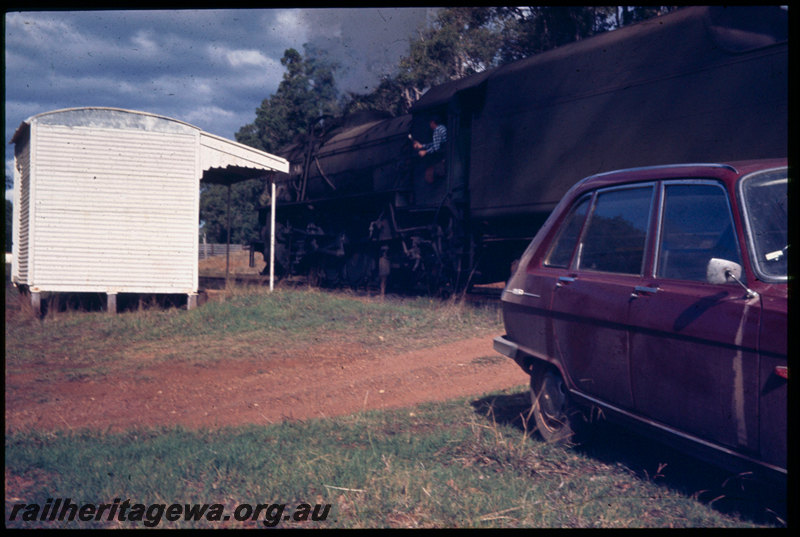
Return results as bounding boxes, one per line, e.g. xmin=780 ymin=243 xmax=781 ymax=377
xmin=8 ymin=498 xmax=332 ymax=527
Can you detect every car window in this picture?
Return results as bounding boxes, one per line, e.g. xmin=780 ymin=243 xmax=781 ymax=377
xmin=544 ymin=196 xmax=590 ymax=268
xmin=656 ymin=182 xmax=742 ymax=282
xmin=739 ymin=168 xmax=787 ymax=281
xmin=577 ymin=186 xmax=653 ymax=274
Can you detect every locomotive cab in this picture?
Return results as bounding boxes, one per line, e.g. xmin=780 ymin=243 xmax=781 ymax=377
xmin=254 ymin=108 xmax=471 ymax=295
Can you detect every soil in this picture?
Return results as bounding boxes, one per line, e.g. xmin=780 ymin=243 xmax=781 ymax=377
xmin=197 ymin=248 xmax=264 ymax=276
xmin=6 ymin=252 xmax=527 ymax=433
xmin=5 ymin=335 xmax=528 ymax=434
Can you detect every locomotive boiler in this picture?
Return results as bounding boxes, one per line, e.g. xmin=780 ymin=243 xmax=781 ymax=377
xmin=253 ymin=5 xmax=787 ymax=294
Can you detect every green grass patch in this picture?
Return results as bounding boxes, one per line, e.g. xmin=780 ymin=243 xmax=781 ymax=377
xmin=5 ymin=389 xmax=779 ymax=529
xmin=5 ymin=286 xmax=502 ymax=378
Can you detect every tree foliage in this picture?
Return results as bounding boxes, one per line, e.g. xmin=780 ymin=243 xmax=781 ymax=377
xmin=235 ymin=45 xmax=341 ymax=153
xmin=343 ymin=6 xmax=677 ymax=115
xmin=394 ymin=7 xmax=502 ymax=107
xmin=201 ymin=46 xmax=341 ymax=244
xmin=342 ymin=76 xmax=410 ymax=118
xmin=203 ymin=6 xmax=678 ymax=245
xmin=496 ymin=6 xmax=617 ymax=62
xmin=198 ymin=179 xmax=264 ymax=245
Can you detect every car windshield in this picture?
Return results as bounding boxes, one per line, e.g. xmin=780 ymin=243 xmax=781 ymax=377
xmin=739 ymin=168 xmax=787 ymax=281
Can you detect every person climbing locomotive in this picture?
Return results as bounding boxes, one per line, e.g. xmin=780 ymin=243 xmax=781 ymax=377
xmin=412 ymin=115 xmax=447 ymax=183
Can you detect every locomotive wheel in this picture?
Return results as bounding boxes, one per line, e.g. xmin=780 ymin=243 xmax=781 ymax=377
xmin=344 ymin=252 xmax=375 ymax=289
xmin=307 ymin=263 xmax=322 ymax=287
xmin=430 ymin=219 xmax=460 ymax=296
xmin=322 ymin=259 xmax=344 ymax=287
xmin=306 ymin=256 xmax=343 ymax=288
xmin=416 ymin=239 xmax=453 ymax=297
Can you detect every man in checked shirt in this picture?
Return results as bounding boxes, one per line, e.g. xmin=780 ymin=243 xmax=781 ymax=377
xmin=413 ymin=115 xmax=447 ymax=183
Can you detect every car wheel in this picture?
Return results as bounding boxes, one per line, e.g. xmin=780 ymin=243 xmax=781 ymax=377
xmin=530 ymin=368 xmax=586 ymax=444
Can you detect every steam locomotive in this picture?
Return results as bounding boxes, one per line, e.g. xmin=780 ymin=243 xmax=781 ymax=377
xmin=253 ymin=6 xmax=787 ymax=294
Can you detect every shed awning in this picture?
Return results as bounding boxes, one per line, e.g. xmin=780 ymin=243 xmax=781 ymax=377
xmin=199 ymin=132 xmax=289 ymax=185
xmin=11 ymin=107 xmax=289 ymax=186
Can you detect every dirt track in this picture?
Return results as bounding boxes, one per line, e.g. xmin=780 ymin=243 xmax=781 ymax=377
xmin=5 ymin=335 xmax=528 ymax=433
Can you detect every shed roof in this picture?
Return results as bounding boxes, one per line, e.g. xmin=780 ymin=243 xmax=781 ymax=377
xmin=11 ymin=107 xmax=288 ymax=185
xmin=198 ymin=130 xmax=288 ymax=185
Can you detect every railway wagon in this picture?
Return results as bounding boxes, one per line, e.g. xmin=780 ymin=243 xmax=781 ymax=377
xmin=255 ymin=5 xmax=787 ymax=293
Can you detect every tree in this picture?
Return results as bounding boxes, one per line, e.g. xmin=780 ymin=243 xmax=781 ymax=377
xmin=236 ymin=45 xmax=341 ymax=153
xmin=199 ymin=179 xmax=263 ymax=245
xmin=341 ymin=7 xmax=508 ymax=116
xmin=616 ymin=6 xmax=679 ymax=27
xmin=342 ymin=76 xmax=409 ymax=118
xmin=349 ymin=6 xmax=670 ymax=115
xmin=496 ymin=6 xmax=617 ymax=62
xmin=201 ymin=46 xmax=341 ymax=245
xmin=393 ymin=7 xmax=503 ymax=110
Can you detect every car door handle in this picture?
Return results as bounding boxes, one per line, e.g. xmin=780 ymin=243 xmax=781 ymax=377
xmin=507 ymin=288 xmax=541 ymax=298
xmin=630 ymin=285 xmax=659 ymax=298
xmin=556 ymin=276 xmax=576 ymax=288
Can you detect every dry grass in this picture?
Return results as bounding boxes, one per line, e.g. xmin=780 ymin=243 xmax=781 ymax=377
xmin=198 ymin=249 xmax=264 ymax=276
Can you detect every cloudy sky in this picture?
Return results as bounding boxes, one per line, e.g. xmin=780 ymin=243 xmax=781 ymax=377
xmin=4 ymin=8 xmax=435 ymax=192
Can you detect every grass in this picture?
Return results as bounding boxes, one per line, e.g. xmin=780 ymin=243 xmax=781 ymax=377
xmin=4 ymin=284 xmax=786 ymax=528
xmin=5 ymin=392 xmax=782 ymax=529
xmin=5 ymin=284 xmax=502 ymax=379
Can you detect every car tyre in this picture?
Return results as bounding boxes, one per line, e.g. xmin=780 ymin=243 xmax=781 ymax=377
xmin=530 ymin=367 xmax=587 ymax=444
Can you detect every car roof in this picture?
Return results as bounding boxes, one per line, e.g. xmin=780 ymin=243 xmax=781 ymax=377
xmin=575 ymin=158 xmax=787 ymax=192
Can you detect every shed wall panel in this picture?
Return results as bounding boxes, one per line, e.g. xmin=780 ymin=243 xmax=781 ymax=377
xmin=30 ymin=124 xmax=199 ymax=293
xmin=12 ymin=138 xmax=32 ymax=283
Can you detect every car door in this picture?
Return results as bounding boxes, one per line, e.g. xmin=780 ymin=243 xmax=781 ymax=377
xmin=503 ymin=195 xmax=592 ymax=363
xmin=549 ymin=184 xmax=655 ymax=409
xmin=628 ymin=180 xmax=760 ymax=453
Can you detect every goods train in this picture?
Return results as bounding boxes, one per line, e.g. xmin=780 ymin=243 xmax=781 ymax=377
xmin=252 ymin=6 xmax=787 ymax=294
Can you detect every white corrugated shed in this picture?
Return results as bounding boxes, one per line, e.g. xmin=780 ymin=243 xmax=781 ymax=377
xmin=10 ymin=107 xmax=288 ymax=307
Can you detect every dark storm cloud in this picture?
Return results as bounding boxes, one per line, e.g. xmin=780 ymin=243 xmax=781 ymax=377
xmin=5 ymin=8 xmax=433 ymax=184
xmin=5 ymin=10 xmax=293 ymax=137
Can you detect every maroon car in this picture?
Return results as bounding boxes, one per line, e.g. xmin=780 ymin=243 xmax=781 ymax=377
xmin=494 ymin=159 xmax=787 ymax=478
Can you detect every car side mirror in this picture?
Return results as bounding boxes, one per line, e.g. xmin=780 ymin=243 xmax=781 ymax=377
xmin=706 ymin=258 xmax=758 ymax=299
xmin=706 ymin=258 xmax=742 ymax=285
